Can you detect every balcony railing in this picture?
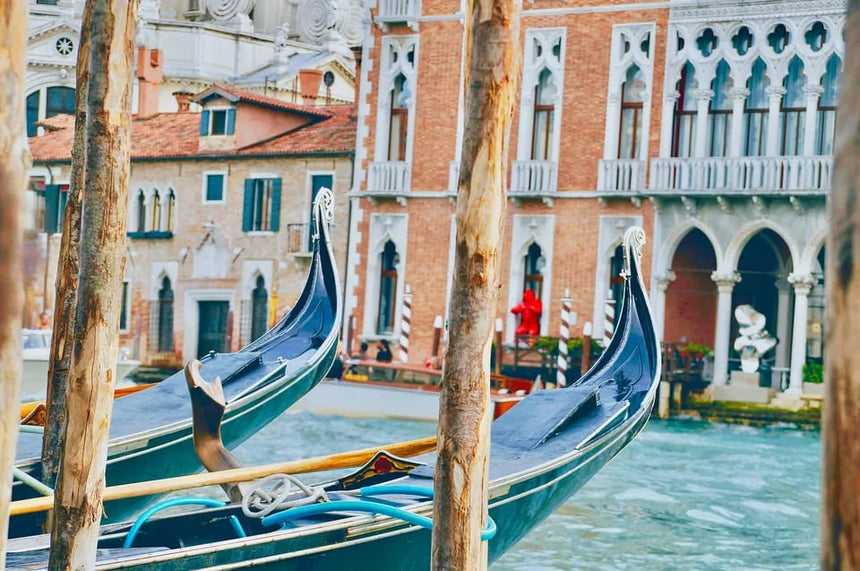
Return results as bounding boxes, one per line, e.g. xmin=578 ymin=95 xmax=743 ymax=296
xmin=377 ymin=0 xmax=420 ymax=23
xmin=367 ymin=161 xmax=411 ymax=195
xmin=510 ymin=160 xmax=557 ymax=195
xmin=650 ymin=156 xmax=832 ymax=194
xmin=597 ymin=159 xmax=647 ymax=193
xmin=286 ymin=223 xmax=309 ymax=254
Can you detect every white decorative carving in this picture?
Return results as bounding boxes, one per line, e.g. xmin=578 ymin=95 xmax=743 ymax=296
xmin=204 ymin=0 xmax=255 ymax=21
xmin=334 ymin=0 xmax=367 ymax=47
xmin=297 ymin=0 xmax=336 ymax=44
xmin=732 ymin=304 xmax=777 ymax=373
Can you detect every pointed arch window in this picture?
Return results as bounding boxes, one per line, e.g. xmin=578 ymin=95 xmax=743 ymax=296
xmin=376 ymin=240 xmax=399 ymax=335
xmin=157 ymin=276 xmax=174 ymax=353
xmin=531 ymin=69 xmax=557 ymax=161
xmin=744 ymin=58 xmax=769 ymax=156
xmin=618 ymin=65 xmax=646 ymax=159
xmin=780 ymin=57 xmax=807 ymax=156
xmin=816 ymin=55 xmax=841 ymax=155
xmin=608 ymin=245 xmax=625 ymax=330
xmin=151 ymin=191 xmax=162 ymax=232
xmin=672 ymin=62 xmax=697 ymax=158
xmin=251 ymin=275 xmax=268 ymax=342
xmin=136 ymin=190 xmax=146 ymax=232
xmin=388 ymin=74 xmax=409 ymax=162
xmin=523 ymin=243 xmax=545 ymax=299
xmin=708 ymin=60 xmax=733 ymax=157
xmin=166 ymin=190 xmax=176 ymax=233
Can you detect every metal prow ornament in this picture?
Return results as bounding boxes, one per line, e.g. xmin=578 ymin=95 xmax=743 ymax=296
xmin=185 ymin=359 xmax=244 ymax=502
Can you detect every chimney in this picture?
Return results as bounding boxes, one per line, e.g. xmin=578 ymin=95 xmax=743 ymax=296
xmin=136 ymin=47 xmax=163 ymax=117
xmin=299 ymin=69 xmax=323 ymax=104
xmin=173 ymin=91 xmax=193 ymax=113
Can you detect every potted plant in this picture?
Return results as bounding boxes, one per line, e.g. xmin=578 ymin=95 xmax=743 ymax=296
xmin=681 ymin=343 xmax=711 ymax=360
xmin=802 ymin=361 xmax=824 ymax=396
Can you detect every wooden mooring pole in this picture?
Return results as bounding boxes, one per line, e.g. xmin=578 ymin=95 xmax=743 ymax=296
xmin=41 ymin=0 xmax=92 ymax=499
xmin=430 ymin=0 xmax=521 ymax=567
xmin=822 ymin=1 xmax=860 ymax=567
xmin=48 ymin=0 xmax=138 ymax=567
xmin=0 ymin=0 xmax=29 ymax=564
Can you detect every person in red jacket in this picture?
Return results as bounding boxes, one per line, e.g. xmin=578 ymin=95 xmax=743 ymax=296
xmin=511 ymin=289 xmax=542 ymax=336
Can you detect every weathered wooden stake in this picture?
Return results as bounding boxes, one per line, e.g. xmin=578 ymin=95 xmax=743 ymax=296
xmin=41 ymin=0 xmax=92 ymax=496
xmin=0 ymin=0 xmax=29 ymax=564
xmin=823 ymin=1 xmax=860 ymax=567
xmin=430 ymin=0 xmax=521 ymax=566
xmin=48 ymin=0 xmax=138 ymax=567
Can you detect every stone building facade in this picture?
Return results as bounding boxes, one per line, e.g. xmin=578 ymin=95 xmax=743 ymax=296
xmin=27 ymin=86 xmax=355 ymax=366
xmin=346 ymin=0 xmax=842 ymax=399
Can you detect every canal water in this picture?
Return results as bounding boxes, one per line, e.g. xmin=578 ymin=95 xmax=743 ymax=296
xmin=232 ymin=412 xmax=820 ymax=570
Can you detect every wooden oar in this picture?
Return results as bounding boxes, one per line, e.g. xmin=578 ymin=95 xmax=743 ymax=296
xmin=19 ymin=383 xmax=156 ymax=421
xmin=10 ymin=436 xmax=437 ymax=516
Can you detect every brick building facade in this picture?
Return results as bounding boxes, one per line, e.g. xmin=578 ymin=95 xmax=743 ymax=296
xmin=27 ymin=86 xmax=354 ymax=366
xmin=346 ymin=0 xmax=842 ymax=400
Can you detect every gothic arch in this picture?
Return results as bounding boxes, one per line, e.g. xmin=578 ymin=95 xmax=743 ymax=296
xmin=724 ymin=220 xmax=799 ymax=274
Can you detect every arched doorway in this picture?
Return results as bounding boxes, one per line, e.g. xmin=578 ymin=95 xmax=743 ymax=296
xmin=251 ymin=275 xmax=268 ymax=342
xmin=664 ymin=229 xmax=718 ymax=348
xmin=732 ymin=229 xmax=793 ymax=386
xmin=157 ymin=276 xmax=174 ymax=353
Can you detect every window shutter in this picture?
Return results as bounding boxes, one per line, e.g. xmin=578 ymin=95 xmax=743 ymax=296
xmin=225 ymin=108 xmax=236 ymax=135
xmin=45 ymin=184 xmax=60 ymax=233
xmin=200 ymin=110 xmax=210 ymax=135
xmin=242 ymin=179 xmax=254 ymax=231
xmin=270 ymin=178 xmax=282 ymax=232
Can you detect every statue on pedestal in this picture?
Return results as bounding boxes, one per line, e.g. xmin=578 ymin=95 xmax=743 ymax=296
xmin=732 ymin=304 xmax=777 ymax=373
xmin=511 ymin=290 xmax=542 ymax=336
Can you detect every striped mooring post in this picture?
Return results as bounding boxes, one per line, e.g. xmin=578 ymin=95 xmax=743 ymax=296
xmin=557 ymin=289 xmax=572 ymax=387
xmin=603 ymin=289 xmax=615 ymax=346
xmin=398 ymin=285 xmax=412 ymax=362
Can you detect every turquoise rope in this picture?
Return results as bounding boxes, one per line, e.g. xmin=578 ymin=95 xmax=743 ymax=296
xmin=123 ymin=497 xmax=246 ymax=548
xmin=262 ymin=485 xmax=497 ymax=541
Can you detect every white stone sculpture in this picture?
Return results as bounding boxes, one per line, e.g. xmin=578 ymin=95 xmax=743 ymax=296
xmin=732 ymin=304 xmax=777 ymax=373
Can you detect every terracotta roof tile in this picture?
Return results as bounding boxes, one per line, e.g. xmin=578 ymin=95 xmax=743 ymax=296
xmin=29 ymin=105 xmax=355 ymax=163
xmin=205 ymin=84 xmax=333 ymax=119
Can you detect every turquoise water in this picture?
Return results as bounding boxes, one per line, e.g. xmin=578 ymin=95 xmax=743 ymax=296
xmin=233 ymin=413 xmax=821 ymax=570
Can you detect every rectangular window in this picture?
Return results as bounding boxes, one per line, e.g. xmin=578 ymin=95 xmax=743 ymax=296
xmin=242 ymin=178 xmax=282 ymax=232
xmin=211 ymin=110 xmax=227 ymax=135
xmin=119 ymin=281 xmax=130 ymax=332
xmin=41 ymin=183 xmax=70 ymax=234
xmin=200 ymin=108 xmax=235 ymax=136
xmin=204 ymin=173 xmax=226 ymax=203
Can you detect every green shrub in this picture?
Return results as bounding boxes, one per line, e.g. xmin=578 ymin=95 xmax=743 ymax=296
xmin=681 ymin=343 xmax=711 ymax=357
xmin=803 ymin=361 xmax=823 ymax=384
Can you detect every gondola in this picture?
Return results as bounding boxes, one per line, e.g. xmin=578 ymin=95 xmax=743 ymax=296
xmin=8 ymin=189 xmax=342 ymax=538
xmin=7 ymin=226 xmax=660 ymax=569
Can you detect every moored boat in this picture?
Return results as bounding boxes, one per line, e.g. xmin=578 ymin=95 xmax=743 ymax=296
xmin=9 ymin=189 xmax=342 ymax=538
xmin=294 ymin=360 xmax=535 ymax=421
xmin=20 ymin=329 xmax=141 ymax=401
xmin=6 ymin=226 xmax=660 ymax=569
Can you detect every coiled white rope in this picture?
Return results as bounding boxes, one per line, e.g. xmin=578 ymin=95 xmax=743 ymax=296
xmin=242 ymin=474 xmax=329 ymax=519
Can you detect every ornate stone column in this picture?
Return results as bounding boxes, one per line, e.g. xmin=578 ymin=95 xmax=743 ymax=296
xmin=787 ymin=273 xmax=818 ymax=395
xmin=774 ymin=276 xmax=792 ymax=387
xmin=653 ymin=270 xmax=677 ymax=340
xmin=729 ymin=87 xmax=749 ymax=158
xmin=693 ymin=88 xmax=715 ymax=159
xmin=659 ymin=90 xmax=680 ymax=158
xmin=802 ymin=84 xmax=823 ymax=157
xmin=711 ymin=271 xmax=741 ymax=386
xmin=766 ymin=86 xmax=786 ymax=157
xmin=603 ymin=92 xmax=622 ymax=161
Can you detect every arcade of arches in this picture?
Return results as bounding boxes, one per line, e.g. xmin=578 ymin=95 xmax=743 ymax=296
xmin=661 ymin=227 xmax=825 ymax=396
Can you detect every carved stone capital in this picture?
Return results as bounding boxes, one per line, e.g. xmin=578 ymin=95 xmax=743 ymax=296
xmin=767 ymin=86 xmax=787 ymax=101
xmin=788 ymin=273 xmax=818 ymax=295
xmin=729 ymin=87 xmax=750 ymax=102
xmin=712 ymin=271 xmax=741 ymax=293
xmin=656 ymin=270 xmax=677 ymax=292
xmin=692 ymin=88 xmax=715 ymax=101
xmin=803 ymin=84 xmax=824 ymax=99
xmin=664 ymin=90 xmax=681 ymax=103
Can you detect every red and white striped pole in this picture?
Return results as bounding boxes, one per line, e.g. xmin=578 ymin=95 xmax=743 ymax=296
xmin=603 ymin=289 xmax=615 ymax=346
xmin=557 ymin=289 xmax=571 ymax=387
xmin=398 ymin=285 xmax=412 ymax=362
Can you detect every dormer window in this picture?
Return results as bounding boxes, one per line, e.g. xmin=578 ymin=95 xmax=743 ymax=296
xmin=200 ymin=107 xmax=235 ymax=136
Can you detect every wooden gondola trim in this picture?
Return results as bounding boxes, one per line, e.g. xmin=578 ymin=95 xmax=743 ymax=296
xmin=9 ymin=436 xmax=437 ymax=516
